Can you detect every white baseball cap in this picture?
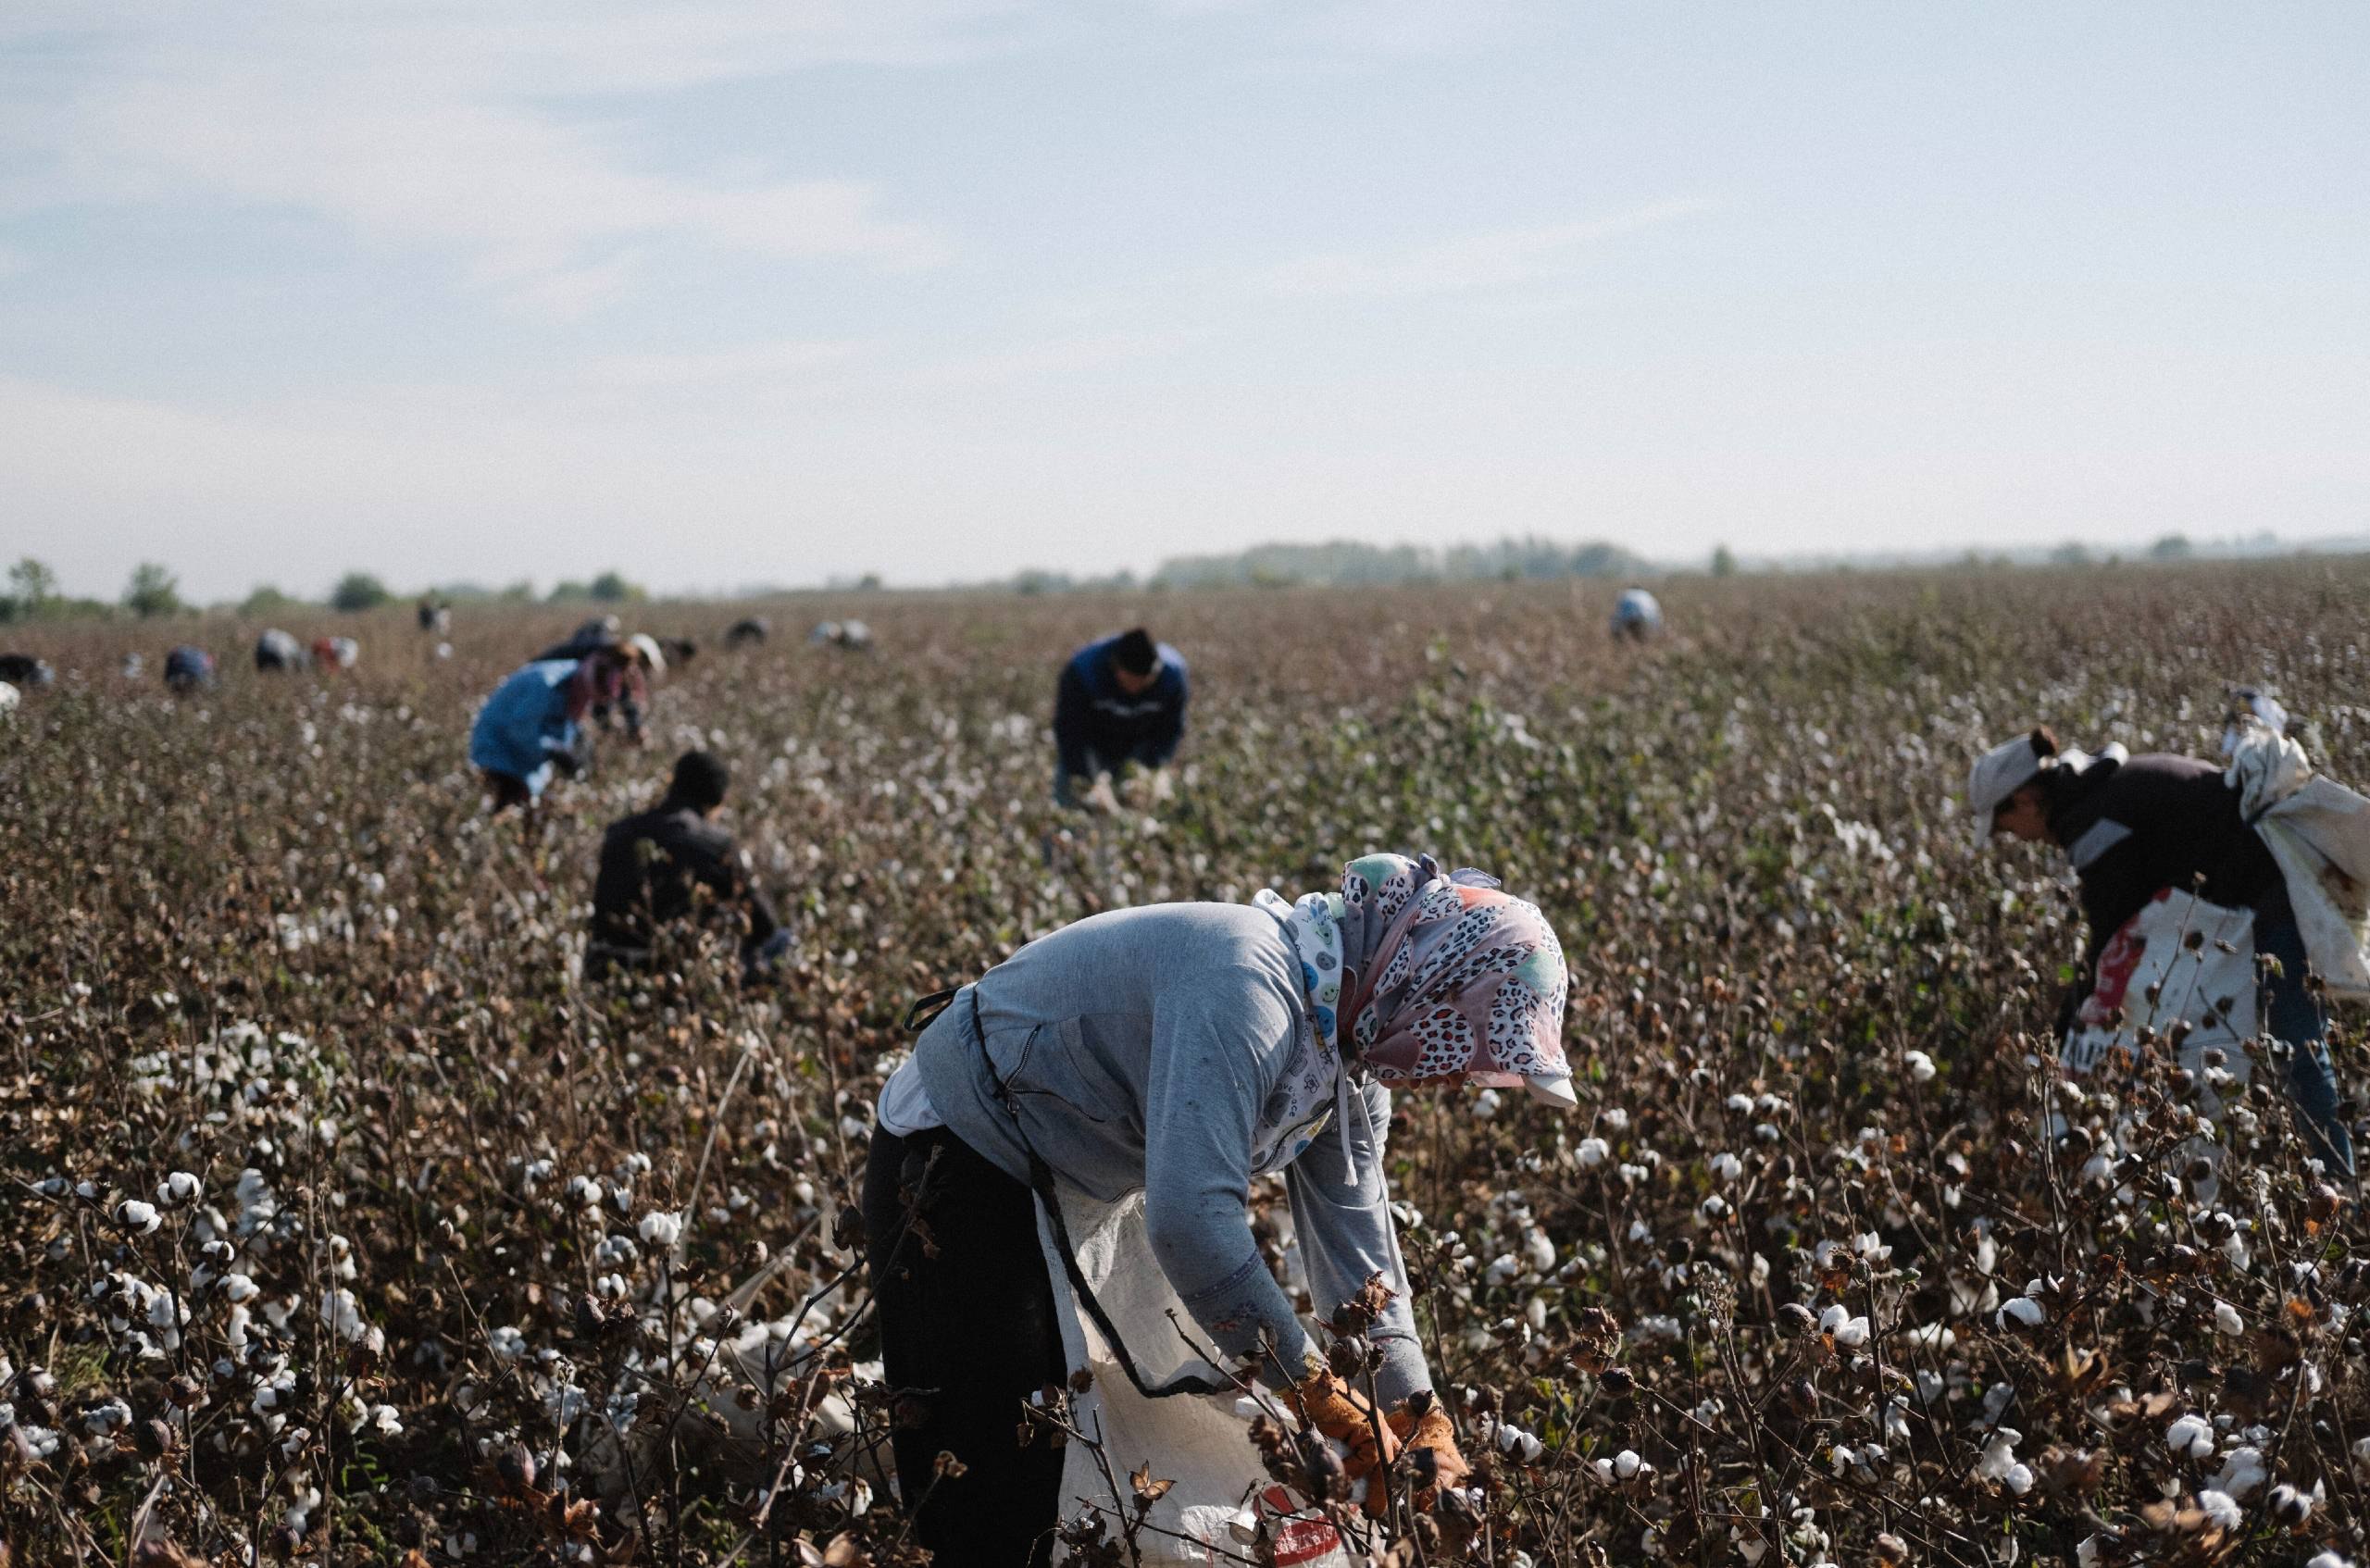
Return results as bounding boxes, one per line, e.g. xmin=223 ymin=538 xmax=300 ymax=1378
xmin=1965 ymin=733 xmax=2052 ymax=852
xmin=628 ymin=632 xmax=667 ymax=676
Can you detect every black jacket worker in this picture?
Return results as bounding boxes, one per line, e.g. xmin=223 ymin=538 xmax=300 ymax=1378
xmin=588 ymin=751 xmax=785 ymax=980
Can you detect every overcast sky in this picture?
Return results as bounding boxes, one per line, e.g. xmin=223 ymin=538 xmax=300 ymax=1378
xmin=4 ymin=1 xmax=2365 ymax=602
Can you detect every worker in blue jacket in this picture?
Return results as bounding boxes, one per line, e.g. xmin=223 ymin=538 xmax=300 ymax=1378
xmin=469 ymin=644 xmax=644 ymax=812
xmin=1052 ymin=628 xmax=1188 ymax=811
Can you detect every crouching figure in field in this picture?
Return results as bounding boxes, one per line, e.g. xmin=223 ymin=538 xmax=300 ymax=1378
xmin=865 ymin=852 xmax=1574 ymax=1566
xmin=1969 ymin=712 xmax=2365 ymax=1179
xmin=584 ymin=750 xmax=788 ymax=983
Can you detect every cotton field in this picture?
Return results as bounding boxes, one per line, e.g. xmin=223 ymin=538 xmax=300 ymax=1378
xmin=6 ymin=563 xmax=2370 ymax=1566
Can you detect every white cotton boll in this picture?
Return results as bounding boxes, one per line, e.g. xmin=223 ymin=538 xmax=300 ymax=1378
xmin=1975 ymin=1428 xmax=2021 ymax=1480
xmin=1613 ymin=1449 xmax=1645 ymax=1479
xmin=1484 ymin=1254 xmax=1520 ymax=1287
xmin=2167 ymin=1414 xmax=2214 ymax=1461
xmin=1603 ymin=1109 xmax=1629 ymax=1131
xmin=1473 ymin=1089 xmax=1503 ymax=1120
xmin=1996 ymin=1297 xmax=2045 ymax=1329
xmin=1709 ymin=1152 xmax=1744 ymax=1183
xmin=1698 ymin=1196 xmax=1730 ymax=1221
xmin=370 ymin=1404 xmax=403 ymax=1436
xmin=2307 ymin=1553 xmax=2352 ymax=1568
xmin=1818 ymin=1303 xmax=1848 ymax=1333
xmin=1819 ymin=1305 xmax=1868 ymax=1345
xmin=1577 ymin=1138 xmax=1609 ymax=1168
xmin=319 ymin=1288 xmax=366 ymax=1343
xmin=2214 ymin=1300 xmax=2244 ymax=1337
xmin=1903 ymin=1051 xmax=1937 ymax=1083
xmin=220 ymin=1273 xmax=258 ymax=1303
xmin=1522 ymin=1228 xmax=1555 ymax=1274
xmin=156 ymin=1172 xmax=202 ymax=1207
xmin=1724 ymin=1093 xmax=1753 ymax=1114
xmin=2209 ymin=1446 xmax=2267 ymax=1499
xmin=2196 ymin=1490 xmax=2242 ymax=1530
xmin=489 ymin=1325 xmax=527 ymax=1362
xmin=638 ymin=1211 xmax=682 ymax=1248
xmin=116 ymin=1201 xmax=161 ymax=1236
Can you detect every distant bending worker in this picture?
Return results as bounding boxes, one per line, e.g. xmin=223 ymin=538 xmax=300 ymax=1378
xmin=587 ymin=750 xmax=788 ymax=980
xmin=468 ymin=644 xmax=642 ymax=812
xmin=531 ymin=618 xmax=663 ymax=744
xmin=164 ymin=646 xmax=216 ymax=694
xmin=1610 ymin=587 xmax=1662 ymax=641
xmin=1053 ymin=627 xmax=1189 ymax=812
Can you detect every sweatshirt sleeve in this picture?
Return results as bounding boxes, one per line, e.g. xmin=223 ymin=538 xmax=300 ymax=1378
xmin=1285 ymin=1080 xmax=1429 ymax=1407
xmin=1140 ymin=984 xmax=1316 ymax=1388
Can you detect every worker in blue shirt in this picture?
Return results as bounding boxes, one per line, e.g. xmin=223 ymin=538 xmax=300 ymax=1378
xmin=1053 ymin=628 xmax=1189 ymax=811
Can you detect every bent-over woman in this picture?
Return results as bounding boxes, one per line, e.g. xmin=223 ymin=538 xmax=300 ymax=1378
xmin=864 ymin=852 xmax=1574 ymax=1566
xmin=1970 ymin=725 xmax=2355 ymax=1176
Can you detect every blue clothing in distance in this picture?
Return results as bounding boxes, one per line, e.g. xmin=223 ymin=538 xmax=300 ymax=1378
xmin=1053 ymin=634 xmax=1189 ymax=786
xmin=469 ymin=660 xmax=580 ymax=798
xmin=164 ymin=646 xmax=215 ymax=691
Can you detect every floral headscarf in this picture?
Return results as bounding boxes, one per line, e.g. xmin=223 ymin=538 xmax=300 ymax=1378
xmin=1259 ymin=852 xmax=1572 ymax=1099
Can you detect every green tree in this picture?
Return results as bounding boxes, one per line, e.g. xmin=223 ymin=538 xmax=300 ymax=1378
xmin=330 ymin=572 xmax=391 ymax=612
xmin=1710 ymin=544 xmax=1737 ymax=578
xmin=8 ymin=557 xmax=58 ymax=617
xmin=122 ymin=562 xmax=183 ymax=618
xmin=241 ymin=584 xmax=298 ymax=616
xmin=2149 ymin=533 xmax=2194 ymax=561
xmin=587 ymin=570 xmax=644 ymax=603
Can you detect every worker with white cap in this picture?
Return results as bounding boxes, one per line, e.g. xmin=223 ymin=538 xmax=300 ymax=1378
xmin=1968 ymin=718 xmax=2353 ymax=1176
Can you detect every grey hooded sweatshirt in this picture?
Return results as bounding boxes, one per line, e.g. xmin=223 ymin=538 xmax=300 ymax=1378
xmin=912 ymin=902 xmax=1428 ymax=1404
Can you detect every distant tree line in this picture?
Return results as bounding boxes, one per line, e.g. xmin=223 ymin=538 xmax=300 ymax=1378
xmin=0 ymin=558 xmax=648 ymax=624
xmin=1144 ymin=535 xmax=1655 ymax=591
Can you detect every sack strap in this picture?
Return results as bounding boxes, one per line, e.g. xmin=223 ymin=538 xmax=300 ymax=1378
xmin=904 ymin=985 xmax=1229 ymax=1400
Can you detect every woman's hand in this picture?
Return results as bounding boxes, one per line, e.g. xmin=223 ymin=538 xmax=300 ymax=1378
xmin=1388 ymin=1400 xmax=1470 ymax=1511
xmin=1286 ymin=1370 xmax=1402 ymax=1515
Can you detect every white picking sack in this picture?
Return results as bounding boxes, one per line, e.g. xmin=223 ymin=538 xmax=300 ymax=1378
xmin=2060 ymin=889 xmax=2262 ymax=1204
xmin=2227 ymin=720 xmax=2370 ymax=998
xmin=1037 ymin=1188 xmax=1354 ymax=1566
xmin=2061 ymin=889 xmax=2257 ymax=1079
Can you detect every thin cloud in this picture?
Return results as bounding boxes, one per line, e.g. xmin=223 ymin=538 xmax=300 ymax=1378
xmin=15 ymin=4 xmax=967 ymax=311
xmin=1250 ymin=198 xmax=1715 ymax=301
